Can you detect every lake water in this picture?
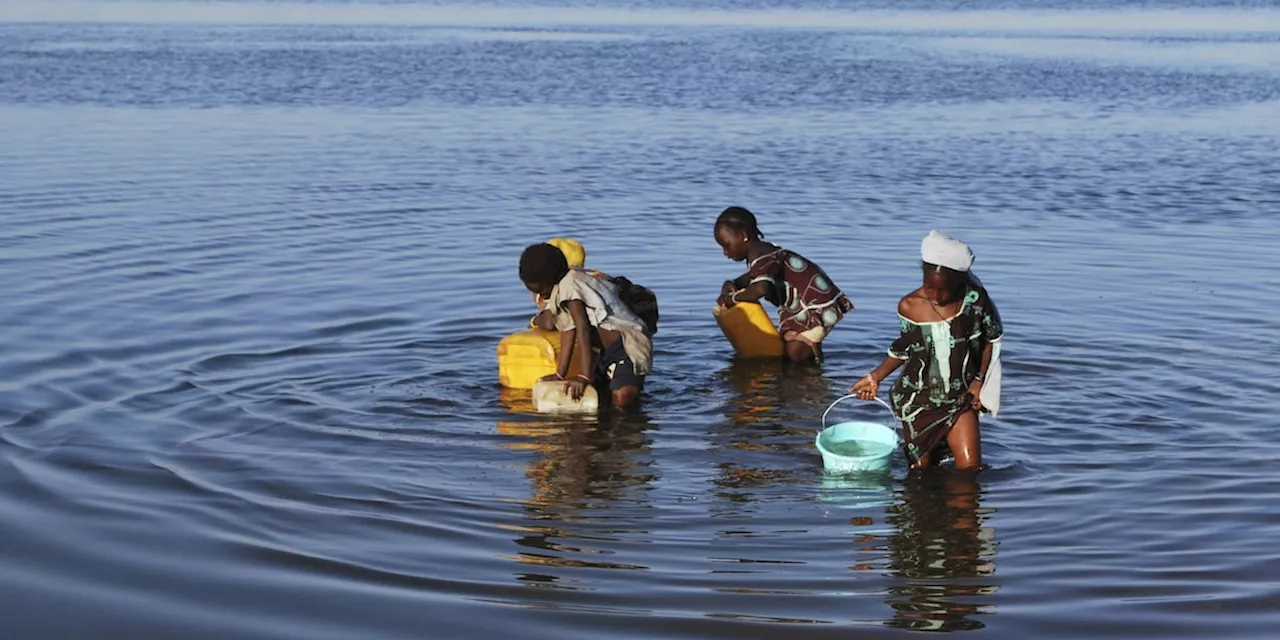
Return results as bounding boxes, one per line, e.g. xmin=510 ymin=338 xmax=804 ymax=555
xmin=2 ymin=0 xmax=1279 ymax=637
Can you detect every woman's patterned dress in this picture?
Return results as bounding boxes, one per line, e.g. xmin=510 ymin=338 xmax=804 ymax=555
xmin=744 ymin=247 xmax=853 ymax=337
xmin=889 ymin=285 xmax=1002 ymax=463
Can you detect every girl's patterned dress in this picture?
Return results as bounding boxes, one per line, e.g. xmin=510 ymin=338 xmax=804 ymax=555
xmin=889 ymin=285 xmax=1002 ymax=464
xmin=744 ymin=247 xmax=853 ymax=338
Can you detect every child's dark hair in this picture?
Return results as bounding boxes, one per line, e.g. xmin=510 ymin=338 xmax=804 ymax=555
xmin=519 ymin=243 xmax=569 ymax=285
xmin=715 ymin=206 xmax=765 ymax=240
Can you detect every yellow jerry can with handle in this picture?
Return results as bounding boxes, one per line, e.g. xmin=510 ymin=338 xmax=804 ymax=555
xmin=497 ymin=329 xmax=585 ymax=389
xmin=713 ymin=302 xmax=784 ymax=358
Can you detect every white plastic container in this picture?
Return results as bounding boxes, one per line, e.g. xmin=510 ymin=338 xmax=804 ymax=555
xmin=532 ymin=380 xmax=600 ymax=414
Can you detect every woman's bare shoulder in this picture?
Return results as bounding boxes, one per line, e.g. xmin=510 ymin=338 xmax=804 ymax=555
xmin=897 ymin=289 xmax=929 ymax=322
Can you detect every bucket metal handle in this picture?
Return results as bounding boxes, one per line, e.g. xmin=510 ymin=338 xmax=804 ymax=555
xmin=821 ymin=393 xmax=895 ymax=431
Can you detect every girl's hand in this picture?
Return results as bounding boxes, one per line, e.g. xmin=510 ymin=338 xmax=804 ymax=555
xmin=717 ymin=282 xmax=739 ymax=308
xmin=539 ymin=373 xmax=564 ymax=383
xmin=567 ymin=375 xmax=591 ymax=401
xmin=850 ymin=374 xmax=880 ymax=400
xmin=968 ymin=380 xmax=984 ymax=411
xmin=716 ymin=285 xmax=737 ymax=307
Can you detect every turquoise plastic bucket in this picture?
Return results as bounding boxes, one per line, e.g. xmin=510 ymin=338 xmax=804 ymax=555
xmin=815 ymin=395 xmax=900 ymax=474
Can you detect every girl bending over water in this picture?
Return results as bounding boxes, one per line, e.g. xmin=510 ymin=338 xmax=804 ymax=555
xmin=714 ymin=206 xmax=854 ymax=363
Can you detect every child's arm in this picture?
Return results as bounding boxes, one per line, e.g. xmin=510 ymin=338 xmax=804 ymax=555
xmin=540 ymin=300 xmax=595 ymax=398
xmin=718 ymin=280 xmax=770 ymax=308
xmin=564 ymin=299 xmax=595 ymax=400
xmin=531 ymin=310 xmax=556 ymax=330
xmin=719 ymin=274 xmax=752 ymax=297
xmin=530 ymin=293 xmax=556 ymax=330
xmin=554 ymin=328 xmax=576 ymax=380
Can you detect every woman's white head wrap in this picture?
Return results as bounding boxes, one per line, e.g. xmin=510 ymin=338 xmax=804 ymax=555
xmin=921 ymin=230 xmax=974 ymax=272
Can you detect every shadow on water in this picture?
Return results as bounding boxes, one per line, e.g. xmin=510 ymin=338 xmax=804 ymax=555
xmin=880 ymin=469 xmax=998 ymax=632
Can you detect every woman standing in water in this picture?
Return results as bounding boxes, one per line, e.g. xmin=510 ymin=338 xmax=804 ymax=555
xmin=850 ymin=231 xmax=1002 ymax=470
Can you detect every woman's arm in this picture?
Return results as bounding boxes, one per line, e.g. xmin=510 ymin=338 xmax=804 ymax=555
xmin=969 ymin=292 xmax=1002 ymax=410
xmin=850 ymin=294 xmax=916 ymax=398
xmin=968 ymin=340 xmax=995 ymax=410
xmin=977 ymin=340 xmax=994 ymax=381
xmin=850 ymin=355 xmax=904 ymax=398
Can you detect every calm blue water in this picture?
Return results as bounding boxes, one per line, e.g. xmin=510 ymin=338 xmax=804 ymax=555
xmin=2 ymin=1 xmax=1279 ymax=637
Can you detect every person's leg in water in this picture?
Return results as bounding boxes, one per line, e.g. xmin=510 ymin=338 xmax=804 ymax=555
xmin=910 ymin=447 xmax=934 ymax=469
xmin=946 ymin=409 xmax=982 ymax=470
xmin=904 ymin=430 xmax=949 ymax=470
xmin=905 ymin=410 xmax=979 ymax=470
xmin=902 ymin=420 xmax=935 ymax=469
xmin=783 ymin=338 xmax=819 ymax=364
xmin=782 ymin=325 xmax=827 ymax=364
xmin=611 ymin=384 xmax=641 ymax=408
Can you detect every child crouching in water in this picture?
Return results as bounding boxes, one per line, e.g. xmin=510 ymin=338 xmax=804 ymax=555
xmin=520 ymin=242 xmax=653 ymax=409
xmin=714 ymin=206 xmax=854 ymax=363
xmin=530 ymin=237 xmax=599 ymax=331
xmin=529 ymin=237 xmax=658 ymax=337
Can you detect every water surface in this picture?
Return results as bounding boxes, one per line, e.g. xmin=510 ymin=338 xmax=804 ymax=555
xmin=2 ymin=1 xmax=1279 ymax=637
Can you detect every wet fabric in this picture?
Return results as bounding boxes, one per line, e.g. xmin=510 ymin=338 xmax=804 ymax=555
xmin=888 ymin=285 xmax=1002 ymax=464
xmin=743 ymin=246 xmax=853 ymax=338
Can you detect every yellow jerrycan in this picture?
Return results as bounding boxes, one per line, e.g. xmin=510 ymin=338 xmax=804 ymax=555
xmin=496 ymin=329 xmax=585 ymax=389
xmin=713 ymin=302 xmax=784 ymax=358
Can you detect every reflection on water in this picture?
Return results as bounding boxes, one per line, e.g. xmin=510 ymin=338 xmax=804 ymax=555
xmin=497 ymin=390 xmax=657 ymax=588
xmin=521 ymin=415 xmax=655 ymax=509
xmin=882 ymin=470 xmax=998 ymax=632
xmin=818 ymin=472 xmax=896 ymax=509
xmin=710 ymin=359 xmax=831 ymax=507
